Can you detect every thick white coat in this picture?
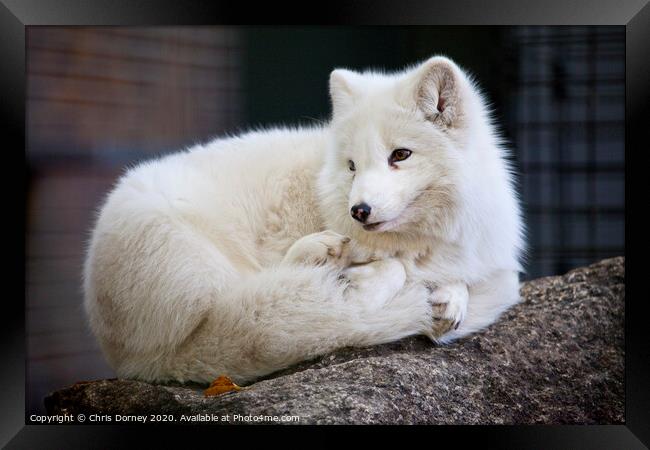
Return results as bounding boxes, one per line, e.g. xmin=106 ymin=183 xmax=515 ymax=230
xmin=83 ymin=56 xmax=525 ymax=384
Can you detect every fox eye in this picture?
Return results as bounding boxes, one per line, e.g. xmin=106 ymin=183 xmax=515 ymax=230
xmin=389 ymin=149 xmax=412 ymax=164
xmin=348 ymin=160 xmax=356 ymax=172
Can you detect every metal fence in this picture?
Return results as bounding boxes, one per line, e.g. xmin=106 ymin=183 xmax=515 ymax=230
xmin=503 ymin=26 xmax=625 ymax=279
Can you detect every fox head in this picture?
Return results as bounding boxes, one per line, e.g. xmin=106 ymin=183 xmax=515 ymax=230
xmin=318 ymin=56 xmax=494 ymax=249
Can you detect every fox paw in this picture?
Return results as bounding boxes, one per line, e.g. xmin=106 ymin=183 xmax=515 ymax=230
xmin=282 ymin=230 xmax=352 ymax=268
xmin=426 ymin=281 xmax=468 ymax=340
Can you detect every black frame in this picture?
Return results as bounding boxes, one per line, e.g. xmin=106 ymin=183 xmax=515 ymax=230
xmin=2 ymin=0 xmax=647 ymax=447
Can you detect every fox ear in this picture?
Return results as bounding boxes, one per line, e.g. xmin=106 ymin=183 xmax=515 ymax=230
xmin=411 ymin=57 xmax=464 ymax=128
xmin=329 ymin=69 xmax=360 ymax=116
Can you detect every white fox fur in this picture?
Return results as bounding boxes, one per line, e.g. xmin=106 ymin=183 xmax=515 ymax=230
xmin=83 ymin=56 xmax=525 ymax=385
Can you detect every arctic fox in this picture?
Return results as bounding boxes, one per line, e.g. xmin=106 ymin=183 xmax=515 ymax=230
xmin=83 ymin=56 xmax=524 ymax=385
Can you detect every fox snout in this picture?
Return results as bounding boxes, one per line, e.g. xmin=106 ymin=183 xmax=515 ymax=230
xmin=350 ymin=202 xmax=372 ymax=223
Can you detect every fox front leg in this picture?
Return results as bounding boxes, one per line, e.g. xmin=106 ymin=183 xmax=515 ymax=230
xmin=281 ymin=230 xmax=352 ymax=268
xmin=425 ymin=281 xmax=469 ymax=340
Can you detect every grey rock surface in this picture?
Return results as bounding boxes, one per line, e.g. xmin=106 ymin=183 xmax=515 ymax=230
xmin=45 ymin=257 xmax=624 ymax=424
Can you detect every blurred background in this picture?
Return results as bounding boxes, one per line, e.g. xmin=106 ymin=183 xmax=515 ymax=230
xmin=26 ymin=26 xmax=625 ymax=414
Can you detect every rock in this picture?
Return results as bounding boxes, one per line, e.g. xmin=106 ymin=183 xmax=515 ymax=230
xmin=44 ymin=257 xmax=624 ymax=424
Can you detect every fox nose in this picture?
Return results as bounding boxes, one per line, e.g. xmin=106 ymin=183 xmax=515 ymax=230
xmin=350 ymin=203 xmax=372 ymax=223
